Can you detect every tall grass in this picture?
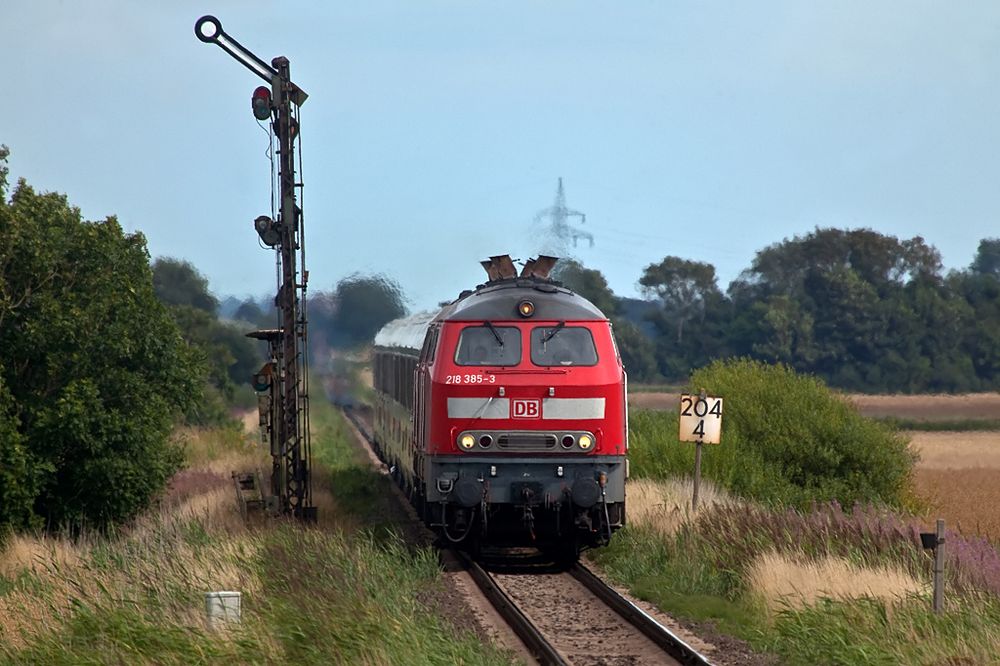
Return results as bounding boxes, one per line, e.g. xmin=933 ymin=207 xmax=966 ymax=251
xmin=0 ymin=406 xmax=513 ymax=665
xmin=593 ymin=493 xmax=1000 ymax=664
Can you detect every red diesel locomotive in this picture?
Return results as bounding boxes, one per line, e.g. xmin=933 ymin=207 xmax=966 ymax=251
xmin=372 ymin=255 xmax=627 ymax=557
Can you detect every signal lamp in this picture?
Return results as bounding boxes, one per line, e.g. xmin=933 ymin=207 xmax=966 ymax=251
xmin=578 ymin=434 xmax=593 ymax=450
xmin=252 ymin=372 xmax=271 ymax=392
xmin=254 ymin=215 xmax=280 ymax=247
xmin=517 ymin=300 xmax=535 ymax=317
xmin=459 ymin=434 xmax=475 ymax=450
xmin=561 ymin=435 xmax=575 ymax=449
xmin=252 ymin=86 xmax=272 ymax=121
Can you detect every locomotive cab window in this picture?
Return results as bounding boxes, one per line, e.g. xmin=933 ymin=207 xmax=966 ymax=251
xmin=531 ymin=325 xmax=598 ymax=366
xmin=454 ymin=325 xmax=521 ymax=366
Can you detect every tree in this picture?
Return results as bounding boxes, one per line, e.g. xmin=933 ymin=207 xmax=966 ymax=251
xmin=152 ymin=258 xmax=219 ymax=313
xmin=0 ymin=144 xmax=8 ymax=199
xmin=0 ymin=372 xmax=35 ymax=532
xmin=0 ymin=166 xmax=200 ymax=529
xmin=552 ymin=259 xmax=618 ymax=316
xmin=640 ymin=257 xmax=722 ymax=344
xmin=321 ymin=274 xmax=406 ymax=348
xmin=971 ymin=238 xmax=1000 ymax=279
xmin=233 ymin=299 xmax=266 ymax=326
xmin=164 ymin=304 xmax=261 ymax=424
xmin=151 ymin=259 xmax=263 ymax=424
xmin=727 ymin=228 xmax=974 ymax=392
xmin=734 ymin=228 xmax=942 ymax=299
xmin=611 ymin=320 xmax=658 ymax=381
xmin=551 ymin=260 xmax=661 ymax=380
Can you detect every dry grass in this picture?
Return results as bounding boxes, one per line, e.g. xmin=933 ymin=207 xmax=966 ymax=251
xmin=747 ymin=550 xmax=927 ymax=613
xmin=909 ymin=431 xmax=1000 ymax=540
xmin=849 ymin=393 xmax=1000 ymax=421
xmin=0 ymin=423 xmax=267 ymax=650
xmin=0 ymin=514 xmax=262 ymax=649
xmin=916 ymin=468 xmax=1000 ymax=540
xmin=629 ymin=390 xmax=1000 ymax=421
xmin=910 ymin=431 xmax=1000 ymax=470
xmin=628 ymin=392 xmax=681 ymax=411
xmin=626 ymin=477 xmax=736 ymax=537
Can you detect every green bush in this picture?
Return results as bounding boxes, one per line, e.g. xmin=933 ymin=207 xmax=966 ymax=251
xmin=629 ymin=358 xmax=915 ymax=509
xmin=0 ymin=174 xmax=199 ymax=529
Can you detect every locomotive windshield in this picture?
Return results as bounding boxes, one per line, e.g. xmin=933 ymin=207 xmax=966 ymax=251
xmin=454 ymin=325 xmax=521 ymax=366
xmin=531 ymin=326 xmax=598 ymax=366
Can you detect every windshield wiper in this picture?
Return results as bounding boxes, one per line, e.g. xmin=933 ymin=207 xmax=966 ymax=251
xmin=483 ymin=321 xmax=504 ymax=347
xmin=542 ymin=320 xmax=566 ymax=343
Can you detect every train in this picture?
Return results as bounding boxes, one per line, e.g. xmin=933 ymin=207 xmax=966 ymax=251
xmin=371 ymin=254 xmax=628 ymax=559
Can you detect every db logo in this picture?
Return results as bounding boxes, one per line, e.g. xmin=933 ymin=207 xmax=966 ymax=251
xmin=512 ymin=399 xmax=541 ymax=419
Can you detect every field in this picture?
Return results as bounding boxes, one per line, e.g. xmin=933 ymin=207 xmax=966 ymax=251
xmin=629 ymin=390 xmax=1000 ymax=422
xmin=630 ymin=389 xmax=1000 ymax=540
xmin=911 ymin=431 xmax=1000 ymax=540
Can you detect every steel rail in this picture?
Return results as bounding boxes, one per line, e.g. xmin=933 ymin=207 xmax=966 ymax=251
xmin=449 ymin=550 xmax=568 ymax=666
xmin=569 ymin=563 xmax=713 ymax=666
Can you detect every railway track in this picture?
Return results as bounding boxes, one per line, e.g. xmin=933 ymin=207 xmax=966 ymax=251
xmin=341 ymin=406 xmax=713 ymax=666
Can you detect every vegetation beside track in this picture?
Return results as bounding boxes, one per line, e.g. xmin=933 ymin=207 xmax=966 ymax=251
xmin=592 ymin=359 xmax=1000 ymax=664
xmin=0 ymin=400 xmax=514 ymax=665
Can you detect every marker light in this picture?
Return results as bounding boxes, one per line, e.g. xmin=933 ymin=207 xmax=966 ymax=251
xmin=459 ymin=434 xmax=475 ymax=450
xmin=578 ymin=434 xmax=593 ymax=450
xmin=252 ymin=86 xmax=272 ymax=121
xmin=254 ymin=215 xmax=280 ymax=247
xmin=517 ymin=300 xmax=535 ymax=317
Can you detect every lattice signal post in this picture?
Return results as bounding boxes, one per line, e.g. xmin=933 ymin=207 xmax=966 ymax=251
xmin=195 ymin=16 xmax=315 ymax=521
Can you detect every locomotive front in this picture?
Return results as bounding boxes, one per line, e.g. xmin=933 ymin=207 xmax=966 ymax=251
xmin=421 ymin=259 xmax=627 ymax=554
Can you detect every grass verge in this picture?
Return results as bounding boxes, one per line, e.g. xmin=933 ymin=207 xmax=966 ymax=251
xmin=0 ymin=402 xmax=514 ymax=665
xmin=591 ymin=483 xmax=1000 ymax=664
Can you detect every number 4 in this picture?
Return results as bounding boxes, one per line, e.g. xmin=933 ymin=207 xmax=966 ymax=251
xmin=692 ymin=420 xmax=705 ymax=437
xmin=709 ymin=400 xmax=722 ymax=417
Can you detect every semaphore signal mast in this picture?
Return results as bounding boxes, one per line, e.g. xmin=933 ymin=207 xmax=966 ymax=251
xmin=195 ymin=16 xmax=315 ymax=521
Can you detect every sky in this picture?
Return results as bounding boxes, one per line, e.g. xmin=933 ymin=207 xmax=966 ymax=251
xmin=4 ymin=2 xmax=1000 ymax=311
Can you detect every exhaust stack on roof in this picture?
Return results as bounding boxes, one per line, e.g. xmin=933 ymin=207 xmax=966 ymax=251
xmin=480 ymin=255 xmax=518 ymax=281
xmin=520 ymin=255 xmax=558 ymax=279
xmin=481 ymin=254 xmax=560 ymax=282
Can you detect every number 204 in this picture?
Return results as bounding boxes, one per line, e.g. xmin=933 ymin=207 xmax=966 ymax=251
xmin=680 ymin=396 xmax=722 ymax=418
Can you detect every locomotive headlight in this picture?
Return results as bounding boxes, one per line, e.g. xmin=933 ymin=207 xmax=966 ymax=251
xmin=578 ymin=434 xmax=593 ymax=450
xmin=517 ymin=300 xmax=535 ymax=317
xmin=459 ymin=434 xmax=475 ymax=450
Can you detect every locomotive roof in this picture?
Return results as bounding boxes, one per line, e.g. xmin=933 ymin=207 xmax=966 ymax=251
xmin=438 ymin=278 xmax=607 ymax=322
xmin=374 ymin=267 xmax=608 ymax=352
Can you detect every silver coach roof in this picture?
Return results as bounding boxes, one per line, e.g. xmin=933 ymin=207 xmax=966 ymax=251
xmin=373 ymin=310 xmax=440 ymax=351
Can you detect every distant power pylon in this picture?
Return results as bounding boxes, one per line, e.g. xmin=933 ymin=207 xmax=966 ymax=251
xmin=534 ymin=178 xmax=594 ymax=257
